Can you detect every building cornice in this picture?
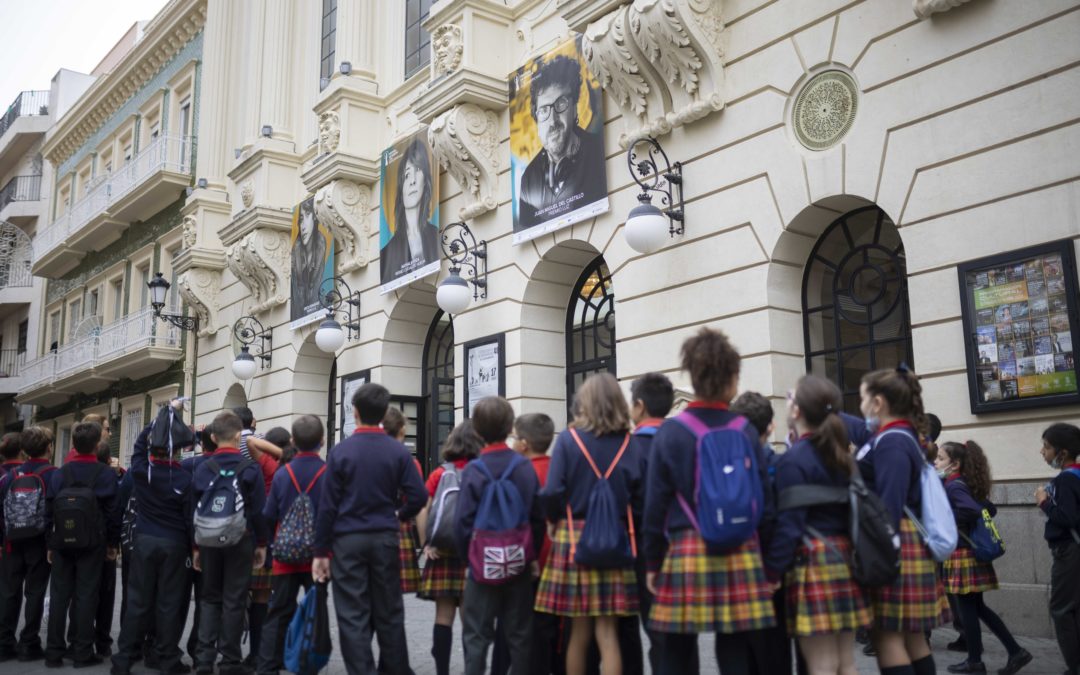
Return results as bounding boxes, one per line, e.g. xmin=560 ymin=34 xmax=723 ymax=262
xmin=42 ymin=0 xmax=207 ymax=168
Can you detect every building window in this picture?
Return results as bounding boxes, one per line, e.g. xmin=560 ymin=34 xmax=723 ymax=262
xmin=566 ymin=256 xmax=616 ymax=416
xmin=110 ymin=279 xmax=124 ymax=321
xmin=138 ymin=265 xmax=150 ymax=309
xmin=320 ymin=0 xmax=337 ymax=86
xmin=17 ymin=320 xmax=27 ymax=354
xmin=404 ymin=0 xmax=431 ymax=79
xmin=88 ymin=289 xmax=99 ymax=319
xmin=48 ymin=311 xmax=61 ymax=350
xmin=422 ymin=311 xmax=454 ymax=475
xmin=802 ymin=205 xmax=914 ymax=412
xmin=122 ymin=407 xmax=143 ymax=468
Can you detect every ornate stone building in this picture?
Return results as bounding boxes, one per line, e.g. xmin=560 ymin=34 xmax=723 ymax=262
xmin=22 ymin=0 xmax=1080 ymax=636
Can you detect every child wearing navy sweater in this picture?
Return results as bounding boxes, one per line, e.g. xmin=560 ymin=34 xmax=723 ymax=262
xmin=257 ymin=415 xmax=326 ymax=675
xmin=111 ymin=412 xmax=194 ymax=675
xmin=1035 ymin=423 xmax=1080 ymax=674
xmin=312 ymin=383 xmax=426 ymax=675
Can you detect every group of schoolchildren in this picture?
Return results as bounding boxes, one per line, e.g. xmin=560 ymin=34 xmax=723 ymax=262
xmin=1 ymin=324 xmax=1079 ymax=675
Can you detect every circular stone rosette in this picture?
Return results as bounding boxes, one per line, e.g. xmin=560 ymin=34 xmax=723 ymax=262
xmin=792 ymin=70 xmax=859 ymax=151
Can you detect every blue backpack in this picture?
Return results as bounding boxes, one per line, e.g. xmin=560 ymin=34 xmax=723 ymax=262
xmin=467 ymin=454 xmax=534 ymax=585
xmin=567 ymin=430 xmax=635 ymax=569
xmin=673 ymin=412 xmax=762 ymax=549
xmin=284 ymin=583 xmax=331 ymax=675
xmin=962 ymin=502 xmax=1006 ymax=563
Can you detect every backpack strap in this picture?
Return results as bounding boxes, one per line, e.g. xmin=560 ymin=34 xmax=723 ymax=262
xmin=498 ymin=453 xmax=525 ymax=481
xmin=305 ymin=465 xmax=327 ymax=493
xmin=568 ymin=429 xmax=630 ymax=480
xmin=673 ymin=411 xmax=711 ymax=439
xmin=286 ymin=464 xmax=302 ymax=494
xmin=204 ymin=458 xmax=220 ymax=476
xmin=777 ymin=484 xmax=849 ymax=510
xmin=565 ymin=431 xmax=637 ymax=561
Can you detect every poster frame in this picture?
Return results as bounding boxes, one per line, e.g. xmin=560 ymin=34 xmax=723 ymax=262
xmin=339 ymin=369 xmax=372 ymax=441
xmin=957 ymin=238 xmax=1080 ymax=414
xmin=463 ymin=333 xmax=506 ymax=418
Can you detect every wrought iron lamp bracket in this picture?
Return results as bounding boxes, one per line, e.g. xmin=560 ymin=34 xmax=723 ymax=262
xmin=441 ymin=221 xmax=488 ymax=302
xmin=627 ymin=136 xmax=685 ymax=237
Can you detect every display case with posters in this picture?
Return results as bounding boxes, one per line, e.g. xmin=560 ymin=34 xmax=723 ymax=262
xmin=958 ymin=239 xmax=1079 ymax=414
xmin=463 ymin=333 xmax=505 ymax=418
xmin=339 ymin=369 xmax=371 ymax=441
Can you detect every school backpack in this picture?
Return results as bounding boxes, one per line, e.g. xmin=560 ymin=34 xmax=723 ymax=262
xmin=778 ymin=468 xmax=901 ymax=587
xmin=284 ymin=582 xmax=332 ymax=675
xmin=273 ymin=464 xmax=326 ymax=565
xmin=959 ymin=498 xmax=1006 ymax=563
xmin=425 ymin=462 xmax=462 ymax=551
xmin=672 ymin=412 xmax=762 ymax=549
xmin=467 ymin=454 xmax=534 ymax=585
xmin=2 ymin=464 xmax=52 ymax=541
xmin=194 ymin=458 xmax=255 ymax=548
xmin=120 ymin=495 xmax=138 ymax=552
xmin=873 ymin=429 xmax=958 ymax=562
xmin=566 ymin=429 xmax=635 ymax=569
xmin=51 ymin=463 xmax=106 ymax=551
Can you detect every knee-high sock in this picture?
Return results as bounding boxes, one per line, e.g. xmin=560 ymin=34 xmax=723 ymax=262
xmin=912 ymin=655 xmax=936 ymax=675
xmin=247 ymin=603 xmax=267 ymax=659
xmin=432 ymin=624 xmax=452 ymax=675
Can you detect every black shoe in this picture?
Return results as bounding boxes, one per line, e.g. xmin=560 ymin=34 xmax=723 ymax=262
xmin=18 ymin=646 xmax=46 ymax=662
xmin=97 ymin=645 xmax=113 ymax=658
xmin=146 ymin=652 xmax=162 ymax=669
xmin=195 ymin=666 xmax=214 ymax=675
xmin=999 ymin=649 xmax=1033 ymax=675
xmin=862 ymin=643 xmax=876 ymax=656
xmin=64 ymin=647 xmax=76 ymax=660
xmin=45 ymin=658 xmax=65 ymax=668
xmin=73 ymin=655 xmax=105 ymax=668
xmin=948 ymin=661 xmax=987 ymax=674
xmin=948 ymin=638 xmax=969 ymax=652
xmin=164 ymin=662 xmax=193 ymax=674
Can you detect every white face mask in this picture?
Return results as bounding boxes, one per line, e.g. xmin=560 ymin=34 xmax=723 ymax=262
xmin=1051 ymin=455 xmax=1064 ymax=470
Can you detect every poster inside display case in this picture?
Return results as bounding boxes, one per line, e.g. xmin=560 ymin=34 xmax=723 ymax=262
xmin=958 ymin=240 xmax=1079 ymax=414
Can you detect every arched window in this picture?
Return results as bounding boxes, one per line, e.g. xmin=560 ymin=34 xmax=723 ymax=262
xmin=802 ymin=205 xmax=913 ymax=412
xmin=422 ymin=311 xmax=454 ymax=473
xmin=566 ymin=256 xmax=616 ymax=415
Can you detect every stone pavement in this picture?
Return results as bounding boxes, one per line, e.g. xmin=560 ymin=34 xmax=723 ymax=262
xmin=14 ymin=583 xmax=1067 ymax=674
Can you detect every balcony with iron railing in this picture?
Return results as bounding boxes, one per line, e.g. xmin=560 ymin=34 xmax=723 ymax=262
xmin=0 ymin=349 xmax=28 ymax=394
xmin=0 ymin=91 xmax=49 ymax=170
xmin=0 ymin=174 xmax=43 ymax=224
xmin=0 ymin=220 xmax=34 ymax=305
xmin=32 ymin=134 xmax=195 ymax=278
xmin=17 ymin=305 xmax=183 ymax=406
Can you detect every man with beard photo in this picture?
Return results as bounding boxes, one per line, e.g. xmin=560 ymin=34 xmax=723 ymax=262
xmin=518 ymin=55 xmax=606 ymax=229
xmin=381 ymin=137 xmax=439 ymax=287
xmin=290 ymin=198 xmax=327 ymax=321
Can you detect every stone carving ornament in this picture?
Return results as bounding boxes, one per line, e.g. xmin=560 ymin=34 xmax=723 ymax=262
xmin=176 ymin=267 xmax=221 ymax=336
xmin=791 ymin=70 xmax=858 ymax=151
xmin=913 ymin=0 xmax=975 ymax=18
xmin=226 ymin=229 xmax=291 ymax=313
xmin=429 ymin=103 xmax=500 ymax=220
xmin=240 ymin=180 xmax=255 ymax=209
xmin=579 ymin=0 xmax=725 ymax=149
xmin=314 ymin=179 xmax=371 ymax=273
xmin=181 ymin=214 xmax=197 ymax=248
xmin=319 ymin=110 xmax=341 ymax=154
xmin=432 ymin=24 xmax=464 ymax=78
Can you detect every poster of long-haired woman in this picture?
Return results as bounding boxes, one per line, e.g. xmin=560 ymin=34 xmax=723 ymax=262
xmin=509 ymin=36 xmax=608 ymax=245
xmin=379 ymin=128 xmax=440 ymax=294
xmin=289 ymin=196 xmax=335 ymax=329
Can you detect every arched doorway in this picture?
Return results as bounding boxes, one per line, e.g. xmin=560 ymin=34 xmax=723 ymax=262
xmin=565 ymin=255 xmax=616 ymax=417
xmin=421 ymin=311 xmax=454 ymax=474
xmin=222 ymin=383 xmax=248 ymax=411
xmin=801 ymin=205 xmax=913 ymax=411
xmin=292 ymin=332 xmax=336 ymax=440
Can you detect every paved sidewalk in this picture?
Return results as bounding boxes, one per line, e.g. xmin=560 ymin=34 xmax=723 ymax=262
xmin=15 ymin=583 xmax=1067 ymax=674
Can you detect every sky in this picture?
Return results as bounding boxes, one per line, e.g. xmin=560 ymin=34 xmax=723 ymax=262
xmin=0 ymin=0 xmax=170 ymax=110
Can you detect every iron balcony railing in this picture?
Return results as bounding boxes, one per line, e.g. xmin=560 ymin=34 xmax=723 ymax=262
xmin=19 ymin=305 xmax=182 ymax=394
xmin=0 ymin=349 xmax=25 ymax=378
xmin=0 ymin=91 xmax=49 ymax=138
xmin=33 ymin=134 xmax=195 ymax=264
xmin=0 ymin=175 xmax=42 ymax=208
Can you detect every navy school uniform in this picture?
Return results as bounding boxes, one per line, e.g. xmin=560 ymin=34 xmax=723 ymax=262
xmin=1041 ymin=463 xmax=1080 ymax=672
xmin=315 ymin=426 xmax=426 ymax=675
xmin=256 ymin=451 xmax=326 ymax=675
xmin=44 ymin=453 xmax=121 ymax=664
xmin=454 ymin=442 xmax=544 ymax=675
xmin=190 ymin=445 xmax=268 ymax=672
xmin=0 ymin=458 xmax=58 ymax=658
xmin=642 ymin=402 xmax=776 ymax=675
xmin=857 ymin=421 xmax=948 ymax=633
xmin=766 ymin=437 xmax=870 ymax=637
xmin=111 ymin=424 xmax=193 ymax=674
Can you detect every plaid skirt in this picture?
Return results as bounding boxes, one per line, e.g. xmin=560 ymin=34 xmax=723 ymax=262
xmin=870 ymin=518 xmax=950 ymax=632
xmin=418 ymin=554 xmax=467 ymax=600
xmin=648 ymin=529 xmax=776 ymax=635
xmin=534 ymin=519 xmax=639 ymax=617
xmin=399 ymin=520 xmax=421 ymax=593
xmin=785 ymin=535 xmax=871 ymax=637
xmin=250 ymin=565 xmax=272 ymax=591
xmin=943 ymin=547 xmax=999 ymax=595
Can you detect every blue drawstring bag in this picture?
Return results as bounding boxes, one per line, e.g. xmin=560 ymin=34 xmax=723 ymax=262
xmin=284 ymin=582 xmax=331 ymax=675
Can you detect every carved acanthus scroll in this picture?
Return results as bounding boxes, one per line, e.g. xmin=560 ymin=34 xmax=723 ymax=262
xmin=428 ymin=103 xmax=500 ymax=220
xmin=176 ymin=268 xmax=222 ymax=337
xmin=577 ymin=0 xmax=725 ymax=149
xmin=225 ymin=229 xmax=291 ymax=314
xmin=913 ymin=0 xmax=975 ymax=18
xmin=314 ymin=179 xmax=371 ymax=273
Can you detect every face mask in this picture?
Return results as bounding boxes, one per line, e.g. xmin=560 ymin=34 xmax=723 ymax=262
xmin=937 ymin=468 xmax=950 ymax=479
xmin=1051 ymin=455 xmax=1064 ymax=470
xmin=864 ymin=416 xmax=880 ymax=434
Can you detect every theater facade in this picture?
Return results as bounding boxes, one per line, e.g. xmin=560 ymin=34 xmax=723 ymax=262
xmin=24 ymin=0 xmax=1080 ymax=636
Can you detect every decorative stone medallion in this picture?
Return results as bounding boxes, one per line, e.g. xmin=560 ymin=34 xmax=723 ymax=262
xmin=792 ymin=70 xmax=858 ymax=151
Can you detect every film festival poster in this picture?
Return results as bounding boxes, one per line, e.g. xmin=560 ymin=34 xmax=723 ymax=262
xmin=967 ymin=250 xmax=1076 ymax=406
xmin=465 ymin=335 xmax=504 ymax=418
xmin=379 ymin=126 xmax=440 ymax=294
xmin=289 ymin=195 xmax=335 ymax=330
xmin=509 ymin=36 xmax=609 ymax=245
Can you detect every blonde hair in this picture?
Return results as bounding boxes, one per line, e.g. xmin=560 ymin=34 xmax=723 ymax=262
xmin=572 ymin=373 xmax=631 ymax=436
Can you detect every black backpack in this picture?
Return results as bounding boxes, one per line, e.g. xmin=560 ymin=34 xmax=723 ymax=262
xmin=778 ymin=469 xmax=900 ymax=588
xmin=51 ymin=463 xmax=106 ymax=551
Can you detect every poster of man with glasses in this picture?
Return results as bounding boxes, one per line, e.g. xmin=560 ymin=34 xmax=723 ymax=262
xmin=509 ymin=37 xmax=608 ymax=244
